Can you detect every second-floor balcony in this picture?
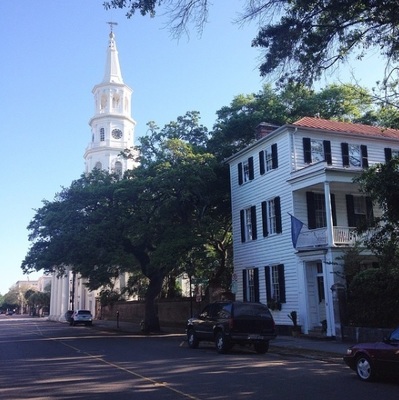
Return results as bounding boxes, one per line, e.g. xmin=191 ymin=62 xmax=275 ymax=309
xmin=296 ymin=226 xmax=361 ymax=249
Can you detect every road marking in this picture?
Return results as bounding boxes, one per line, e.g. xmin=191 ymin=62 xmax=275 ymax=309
xmin=29 ymin=326 xmax=202 ymax=400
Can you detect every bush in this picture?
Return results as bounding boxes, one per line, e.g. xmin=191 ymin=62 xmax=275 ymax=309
xmin=347 ymin=268 xmax=399 ymax=328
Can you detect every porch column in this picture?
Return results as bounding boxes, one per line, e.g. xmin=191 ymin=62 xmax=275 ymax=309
xmin=324 ymin=181 xmax=334 ymax=246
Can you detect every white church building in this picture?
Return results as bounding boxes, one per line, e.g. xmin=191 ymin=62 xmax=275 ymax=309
xmin=49 ymin=27 xmax=136 ymax=321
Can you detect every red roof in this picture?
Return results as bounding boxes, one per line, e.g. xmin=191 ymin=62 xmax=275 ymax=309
xmin=293 ymin=117 xmax=399 ymax=139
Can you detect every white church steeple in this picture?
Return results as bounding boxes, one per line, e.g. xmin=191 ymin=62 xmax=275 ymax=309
xmin=103 ymin=22 xmax=123 ymax=84
xmin=84 ymin=24 xmax=137 ymax=176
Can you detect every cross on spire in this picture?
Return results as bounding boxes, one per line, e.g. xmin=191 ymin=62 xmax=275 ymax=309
xmin=107 ymin=21 xmax=118 ymax=33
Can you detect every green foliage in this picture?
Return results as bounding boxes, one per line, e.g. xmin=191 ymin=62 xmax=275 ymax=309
xmin=355 ymin=157 xmax=399 ymax=266
xmin=104 ymin=1 xmax=399 ymax=104
xmin=22 ymin=111 xmax=232 ymax=330
xmin=347 ymin=268 xmax=399 ymax=328
xmin=2 ymin=289 xmax=19 ymax=311
xmin=104 ymin=0 xmax=159 ymax=18
xmin=209 ymin=83 xmax=376 ymax=159
xmin=99 ymin=289 xmax=122 ymax=306
xmin=26 ymin=291 xmax=50 ymax=314
xmin=250 ymin=0 xmax=399 ymax=86
xmin=336 ymin=243 xmax=370 ymax=287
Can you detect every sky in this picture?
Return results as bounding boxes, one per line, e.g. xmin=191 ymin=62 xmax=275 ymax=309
xmin=0 ymin=1 xmax=385 ymax=295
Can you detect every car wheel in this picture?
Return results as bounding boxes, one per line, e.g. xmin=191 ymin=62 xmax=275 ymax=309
xmin=215 ymin=331 xmax=229 ymax=354
xmin=187 ymin=329 xmax=199 ymax=349
xmin=356 ymin=354 xmax=375 ymax=382
xmin=254 ymin=341 xmax=269 ymax=354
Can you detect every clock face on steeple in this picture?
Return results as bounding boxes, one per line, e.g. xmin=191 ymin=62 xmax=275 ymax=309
xmin=112 ymin=128 xmax=123 ymax=139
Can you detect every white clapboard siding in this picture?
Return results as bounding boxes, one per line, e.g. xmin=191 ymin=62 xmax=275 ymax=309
xmin=228 ymin=119 xmax=399 ymax=331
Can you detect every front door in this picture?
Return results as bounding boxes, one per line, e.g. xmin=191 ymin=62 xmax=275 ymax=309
xmin=306 ymin=262 xmax=326 ymax=331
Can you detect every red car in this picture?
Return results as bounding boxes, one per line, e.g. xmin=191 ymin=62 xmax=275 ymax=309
xmin=343 ymin=326 xmax=399 ymax=381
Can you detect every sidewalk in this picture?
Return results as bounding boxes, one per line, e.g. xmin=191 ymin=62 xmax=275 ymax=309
xmin=92 ymin=319 xmax=352 ymax=358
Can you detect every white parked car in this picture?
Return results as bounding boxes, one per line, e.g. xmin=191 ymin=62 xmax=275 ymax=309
xmin=69 ymin=310 xmax=93 ymax=326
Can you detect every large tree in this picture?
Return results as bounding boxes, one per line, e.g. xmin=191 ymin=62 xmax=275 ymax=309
xmin=355 ymin=156 xmax=399 ymax=267
xmin=22 ymin=113 xmax=232 ymax=331
xmin=104 ymin=0 xmax=399 ymax=100
xmin=209 ymin=83 xmax=375 ymax=159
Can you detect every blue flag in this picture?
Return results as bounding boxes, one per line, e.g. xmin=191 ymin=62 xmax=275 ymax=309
xmin=290 ymin=214 xmax=304 ymax=248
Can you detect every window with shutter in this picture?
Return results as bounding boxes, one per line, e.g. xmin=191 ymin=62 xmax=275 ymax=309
xmin=238 ymin=157 xmax=255 ymax=184
xmin=265 ymin=264 xmax=286 ymax=307
xmin=244 ymin=268 xmax=259 ymax=302
xmin=341 ymin=143 xmax=368 ymax=167
xmin=262 ymin=197 xmax=282 ymax=236
xmin=240 ymin=207 xmax=257 ymax=241
xmin=303 ymin=138 xmax=331 ymax=164
xmin=259 ymin=144 xmax=278 ymax=175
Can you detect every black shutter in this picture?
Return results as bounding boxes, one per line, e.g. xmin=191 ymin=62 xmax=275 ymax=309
xmin=341 ymin=143 xmax=349 ymax=167
xmin=275 ymin=196 xmax=282 ymax=233
xmin=278 ymin=264 xmax=286 ymax=303
xmin=251 ymin=205 xmax=257 ymax=240
xmin=242 ymin=270 xmax=247 ymax=302
xmin=385 ymin=148 xmax=392 ymax=163
xmin=259 ymin=151 xmax=265 ymax=175
xmin=271 ymin=143 xmax=278 ymax=169
xmin=346 ymin=195 xmax=356 ymax=227
xmin=366 ymin=197 xmax=374 ymax=225
xmin=303 ymin=138 xmax=311 ymax=163
xmin=238 ymin=163 xmax=243 ymax=185
xmin=323 ymin=140 xmax=332 ymax=165
xmin=261 ymin=201 xmax=268 ymax=237
xmin=331 ymin=193 xmax=337 ymax=226
xmin=254 ymin=268 xmax=260 ymax=302
xmin=265 ymin=266 xmax=271 ymax=302
xmin=248 ymin=157 xmax=254 ymax=180
xmin=306 ymin=192 xmax=316 ymax=229
xmin=240 ymin=210 xmax=246 ymax=242
xmin=361 ymin=145 xmax=368 ymax=168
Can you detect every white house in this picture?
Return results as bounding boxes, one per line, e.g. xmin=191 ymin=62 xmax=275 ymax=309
xmin=226 ymin=117 xmax=399 ymax=337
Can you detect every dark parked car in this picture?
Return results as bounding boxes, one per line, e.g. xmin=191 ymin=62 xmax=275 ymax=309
xmin=186 ymin=301 xmax=276 ymax=354
xmin=65 ymin=310 xmax=73 ymax=323
xmin=69 ymin=310 xmax=93 ymax=326
xmin=343 ymin=326 xmax=399 ymax=381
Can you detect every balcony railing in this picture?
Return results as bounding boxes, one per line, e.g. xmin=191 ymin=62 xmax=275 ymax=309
xmin=333 ymin=226 xmax=358 ymax=244
xmin=296 ymin=226 xmax=358 ymax=249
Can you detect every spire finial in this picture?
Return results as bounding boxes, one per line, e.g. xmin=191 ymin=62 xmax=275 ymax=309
xmin=107 ymin=21 xmax=118 ymax=33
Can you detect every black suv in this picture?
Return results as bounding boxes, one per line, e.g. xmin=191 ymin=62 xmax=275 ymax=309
xmin=186 ymin=301 xmax=276 ymax=354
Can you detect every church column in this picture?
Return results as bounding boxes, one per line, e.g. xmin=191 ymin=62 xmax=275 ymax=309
xmin=59 ymin=271 xmax=70 ymax=321
xmin=49 ymin=273 xmax=57 ymax=320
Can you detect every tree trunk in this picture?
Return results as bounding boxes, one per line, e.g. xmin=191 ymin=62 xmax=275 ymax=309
xmin=143 ymin=271 xmax=164 ymax=333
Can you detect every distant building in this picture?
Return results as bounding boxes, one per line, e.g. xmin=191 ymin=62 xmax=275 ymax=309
xmin=14 ymin=280 xmax=38 ymax=291
xmin=37 ymin=275 xmax=52 ymax=292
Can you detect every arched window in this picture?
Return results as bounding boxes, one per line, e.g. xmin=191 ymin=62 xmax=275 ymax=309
xmin=100 ymin=94 xmax=107 ymax=111
xmin=124 ymin=97 xmax=129 ymax=112
xmin=112 ymin=94 xmax=120 ymax=108
xmin=95 ymin=162 xmax=102 ymax=170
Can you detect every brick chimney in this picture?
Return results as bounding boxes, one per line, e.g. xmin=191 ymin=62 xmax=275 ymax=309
xmin=255 ymin=122 xmax=279 ymax=140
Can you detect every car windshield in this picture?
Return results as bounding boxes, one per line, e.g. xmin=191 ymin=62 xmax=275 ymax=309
xmin=390 ymin=327 xmax=399 ymax=341
xmin=78 ymin=311 xmax=91 ymax=315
